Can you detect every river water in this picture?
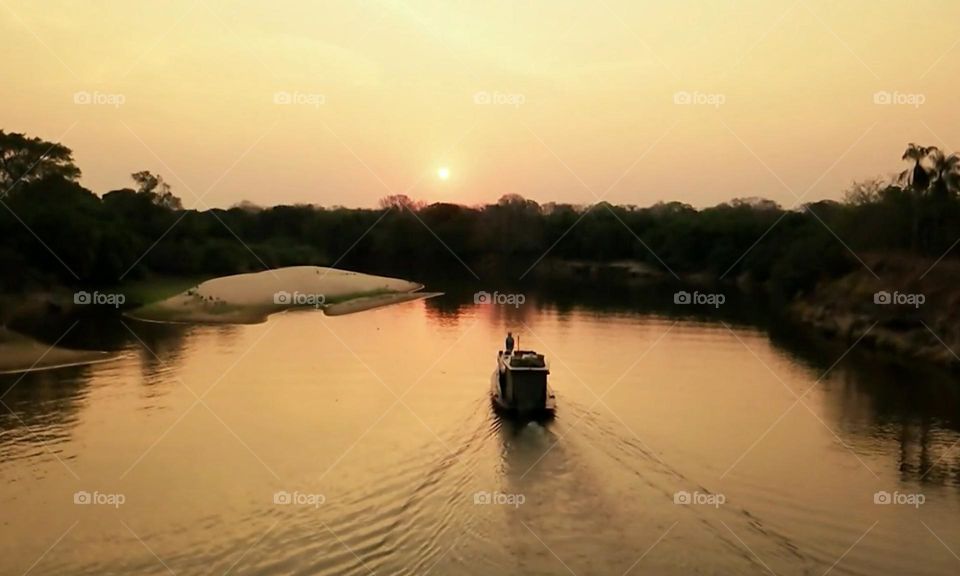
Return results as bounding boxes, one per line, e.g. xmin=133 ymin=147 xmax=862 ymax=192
xmin=2 ymin=290 xmax=960 ymax=575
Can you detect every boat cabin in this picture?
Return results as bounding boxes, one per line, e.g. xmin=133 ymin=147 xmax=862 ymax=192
xmin=494 ymin=349 xmax=553 ymax=413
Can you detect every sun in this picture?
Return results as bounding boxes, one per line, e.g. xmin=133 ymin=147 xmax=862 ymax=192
xmin=437 ymin=166 xmax=450 ymax=181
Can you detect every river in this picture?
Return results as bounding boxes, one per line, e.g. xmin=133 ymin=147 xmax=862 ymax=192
xmin=2 ymin=289 xmax=959 ymax=575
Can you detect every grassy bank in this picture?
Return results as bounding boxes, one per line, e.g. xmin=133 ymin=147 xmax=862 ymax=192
xmin=117 ymin=275 xmax=212 ymax=307
xmin=792 ymin=255 xmax=960 ymax=368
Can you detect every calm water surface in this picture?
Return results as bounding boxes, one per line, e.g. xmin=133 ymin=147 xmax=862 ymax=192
xmin=2 ymin=293 xmax=960 ymax=575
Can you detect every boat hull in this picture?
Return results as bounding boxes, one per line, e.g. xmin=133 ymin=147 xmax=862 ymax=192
xmin=490 ymin=369 xmax=556 ymax=417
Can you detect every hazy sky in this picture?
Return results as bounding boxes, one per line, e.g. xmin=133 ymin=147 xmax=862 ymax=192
xmin=2 ymin=0 xmax=958 ymax=209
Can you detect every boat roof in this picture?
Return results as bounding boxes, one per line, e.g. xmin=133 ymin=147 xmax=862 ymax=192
xmin=500 ymin=350 xmax=548 ymax=371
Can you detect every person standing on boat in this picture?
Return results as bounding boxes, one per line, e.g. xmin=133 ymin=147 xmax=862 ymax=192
xmin=505 ymin=332 xmax=515 ymax=354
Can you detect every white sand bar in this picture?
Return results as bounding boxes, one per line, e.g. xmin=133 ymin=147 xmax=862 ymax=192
xmin=128 ymin=266 xmax=441 ymax=324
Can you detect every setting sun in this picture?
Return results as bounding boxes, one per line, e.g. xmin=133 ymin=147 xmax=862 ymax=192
xmin=437 ymin=166 xmax=450 ymax=181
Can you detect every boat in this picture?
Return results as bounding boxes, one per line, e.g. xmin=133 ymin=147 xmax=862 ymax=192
xmin=491 ymin=349 xmax=556 ymax=416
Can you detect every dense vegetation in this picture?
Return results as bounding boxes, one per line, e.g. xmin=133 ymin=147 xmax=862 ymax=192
xmin=2 ymin=130 xmax=959 ymax=296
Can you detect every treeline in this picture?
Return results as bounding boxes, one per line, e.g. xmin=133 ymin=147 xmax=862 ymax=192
xmin=2 ymin=130 xmax=959 ymax=296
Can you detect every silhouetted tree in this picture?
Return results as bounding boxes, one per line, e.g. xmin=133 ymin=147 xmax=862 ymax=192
xmin=900 ymin=143 xmax=933 ymax=192
xmin=3 ymin=128 xmax=960 ymax=297
xmin=0 ymin=130 xmax=81 ymax=191
xmin=131 ymin=171 xmax=183 ymax=210
xmin=927 ymin=148 xmax=960 ymax=200
xmin=378 ymin=194 xmax=423 ymax=211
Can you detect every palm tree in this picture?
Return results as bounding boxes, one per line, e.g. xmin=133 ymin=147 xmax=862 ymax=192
xmin=899 ymin=143 xmax=935 ymax=252
xmin=900 ymin=145 xmax=960 ymax=252
xmin=926 ymin=147 xmax=960 ymax=200
xmin=899 ymin=143 xmax=933 ymax=192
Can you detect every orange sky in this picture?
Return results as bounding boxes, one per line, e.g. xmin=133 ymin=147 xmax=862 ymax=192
xmin=2 ymin=0 xmax=958 ymax=209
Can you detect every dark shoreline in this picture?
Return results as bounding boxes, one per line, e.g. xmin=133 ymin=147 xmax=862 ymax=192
xmin=2 ymin=256 xmax=958 ymax=374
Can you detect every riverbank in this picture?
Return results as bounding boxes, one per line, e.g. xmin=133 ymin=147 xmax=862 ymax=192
xmin=1 ymin=257 xmax=957 ymax=370
xmin=790 ymin=255 xmax=960 ymax=368
xmin=0 ymin=267 xmax=438 ymax=371
xmin=0 ymin=327 xmax=117 ymax=374
xmin=534 ymin=255 xmax=960 ymax=370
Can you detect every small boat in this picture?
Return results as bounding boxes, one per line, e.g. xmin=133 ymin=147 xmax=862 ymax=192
xmin=491 ymin=349 xmax=556 ymax=416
